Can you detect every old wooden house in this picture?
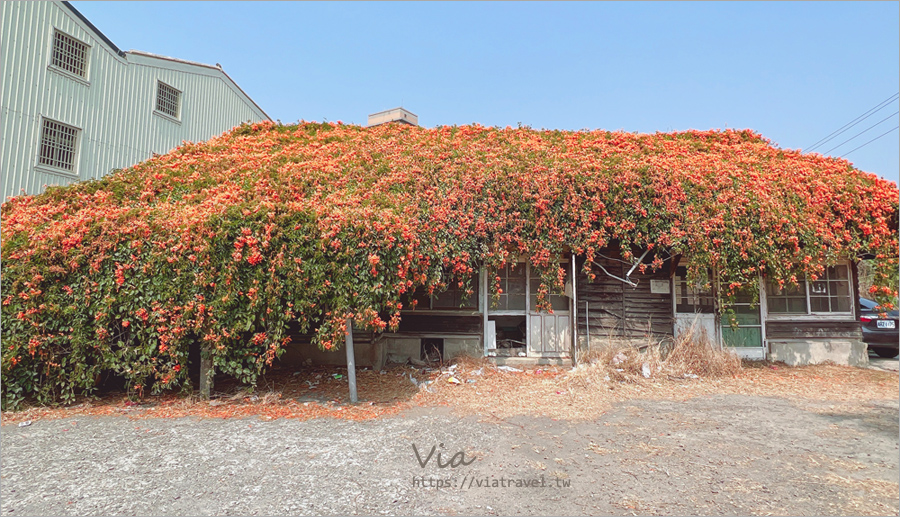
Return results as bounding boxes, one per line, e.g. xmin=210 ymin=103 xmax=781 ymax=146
xmin=274 ymin=111 xmax=872 ymax=374
xmin=285 ymin=247 xmax=867 ymax=371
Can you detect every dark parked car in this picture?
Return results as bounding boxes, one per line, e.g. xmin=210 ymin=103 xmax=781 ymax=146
xmin=860 ymin=298 xmax=899 ymax=358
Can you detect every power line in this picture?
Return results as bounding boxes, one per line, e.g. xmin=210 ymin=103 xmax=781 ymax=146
xmin=822 ymin=110 xmax=899 ymax=155
xmin=806 ymin=92 xmax=899 ymax=152
xmin=839 ymin=126 xmax=899 ymax=158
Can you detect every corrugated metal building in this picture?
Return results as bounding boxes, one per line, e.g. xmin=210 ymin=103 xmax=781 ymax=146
xmin=1 ymin=1 xmax=269 ymax=199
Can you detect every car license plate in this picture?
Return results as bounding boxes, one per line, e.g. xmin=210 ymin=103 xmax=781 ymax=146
xmin=877 ymin=320 xmax=896 ymax=329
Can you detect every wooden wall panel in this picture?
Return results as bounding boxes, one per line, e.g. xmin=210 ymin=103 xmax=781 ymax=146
xmin=575 ymin=248 xmax=674 ymax=344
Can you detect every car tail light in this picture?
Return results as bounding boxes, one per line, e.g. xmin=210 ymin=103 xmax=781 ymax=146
xmin=860 ymin=316 xmax=874 ymax=323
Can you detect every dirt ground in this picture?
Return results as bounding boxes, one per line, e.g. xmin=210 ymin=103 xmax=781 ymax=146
xmin=1 ymin=361 xmax=898 ymax=516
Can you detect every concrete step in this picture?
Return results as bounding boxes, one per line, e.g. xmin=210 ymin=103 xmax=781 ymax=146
xmin=487 ymin=356 xmax=574 ymax=367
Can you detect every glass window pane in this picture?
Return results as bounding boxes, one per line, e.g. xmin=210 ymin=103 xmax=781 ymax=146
xmin=509 ymin=277 xmax=526 ymax=294
xmin=507 ymin=294 xmax=526 ymax=311
xmin=733 ymin=304 xmax=753 ymax=314
xmin=830 ymin=280 xmax=850 ymax=297
xmin=787 ymin=297 xmax=807 ymax=313
xmin=721 ymin=313 xmax=761 ymax=326
xmin=831 ymin=265 xmax=849 ymax=279
xmin=810 ymin=297 xmax=829 ymax=313
xmin=675 ymin=279 xmax=715 ymax=313
xmin=733 ymin=291 xmax=754 ymax=304
xmin=769 ymin=298 xmax=787 ymax=313
xmin=493 ymin=265 xmax=527 ymax=312
xmin=729 ymin=307 xmax=761 ymax=324
xmin=432 ymin=290 xmax=457 ymax=309
xmin=550 ymin=295 xmax=569 ymax=312
xmin=810 ymin=281 xmax=828 ymax=296
xmin=833 ymin=296 xmax=851 ymax=313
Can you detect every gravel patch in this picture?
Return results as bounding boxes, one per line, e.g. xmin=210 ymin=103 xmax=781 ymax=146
xmin=2 ymin=395 xmax=897 ymax=516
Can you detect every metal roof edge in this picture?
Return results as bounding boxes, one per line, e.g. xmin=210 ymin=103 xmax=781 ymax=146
xmin=60 ymin=1 xmax=125 ymax=57
xmin=126 ymin=51 xmax=270 ymax=121
xmin=125 ymin=50 xmax=221 ymax=72
xmin=59 ymin=2 xmax=270 ymax=122
xmin=217 ymin=67 xmax=272 ymax=122
xmin=369 ymin=107 xmax=418 ymax=117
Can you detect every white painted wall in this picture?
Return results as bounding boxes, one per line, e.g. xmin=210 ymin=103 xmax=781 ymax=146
xmin=1 ymin=1 xmax=269 ymax=199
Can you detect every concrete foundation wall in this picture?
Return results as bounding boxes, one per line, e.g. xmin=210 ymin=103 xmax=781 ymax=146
xmin=278 ymin=338 xmax=385 ymax=371
xmin=768 ymin=339 xmax=868 ymax=367
xmin=383 ymin=336 xmax=482 ymax=364
xmin=383 ymin=338 xmax=420 ymax=364
xmin=443 ymin=337 xmax=482 ymax=359
xmin=279 ymin=335 xmax=482 ymax=371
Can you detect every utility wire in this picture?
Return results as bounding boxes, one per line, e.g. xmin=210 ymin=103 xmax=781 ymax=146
xmin=806 ymin=92 xmax=899 ymax=152
xmin=839 ymin=125 xmax=899 ymax=158
xmin=822 ymin=110 xmax=899 ymax=155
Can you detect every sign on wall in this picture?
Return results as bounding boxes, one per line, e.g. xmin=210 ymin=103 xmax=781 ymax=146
xmin=650 ymin=279 xmax=671 ymax=294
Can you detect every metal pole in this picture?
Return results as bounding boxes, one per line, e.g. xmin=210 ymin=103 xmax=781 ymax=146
xmin=199 ymin=351 xmax=213 ymax=399
xmin=571 ymin=255 xmax=578 ymax=365
xmin=482 ymin=268 xmax=489 ymax=355
xmin=585 ymin=301 xmax=590 ymax=351
xmin=345 ymin=318 xmax=358 ymax=403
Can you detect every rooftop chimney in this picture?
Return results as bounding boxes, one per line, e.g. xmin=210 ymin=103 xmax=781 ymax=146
xmin=367 ymin=107 xmax=418 ymax=127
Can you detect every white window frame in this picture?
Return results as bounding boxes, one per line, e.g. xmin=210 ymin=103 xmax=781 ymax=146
xmin=154 ymin=81 xmax=182 ymax=121
xmin=672 ymin=265 xmax=716 ymax=315
xmin=48 ymin=29 xmax=91 ymax=85
xmin=765 ymin=261 xmax=855 ymax=321
xmin=34 ymin=117 xmax=81 ymax=178
xmin=487 ymin=261 xmax=529 ymax=315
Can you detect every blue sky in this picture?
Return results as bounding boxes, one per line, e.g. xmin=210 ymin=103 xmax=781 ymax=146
xmin=73 ymin=1 xmax=899 ymax=184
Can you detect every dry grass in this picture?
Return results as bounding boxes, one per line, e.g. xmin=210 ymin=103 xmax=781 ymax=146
xmin=664 ymin=325 xmax=743 ymax=378
xmin=567 ymin=322 xmax=742 ymax=389
xmin=0 ymin=366 xmax=421 ymax=425
xmin=2 ymin=334 xmax=897 ymax=425
xmin=417 ymin=328 xmax=896 ymax=420
xmin=799 ymin=472 xmax=900 ymax=515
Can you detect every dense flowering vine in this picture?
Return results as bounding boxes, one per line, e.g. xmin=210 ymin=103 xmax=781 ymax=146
xmin=2 ymin=121 xmax=897 ymax=407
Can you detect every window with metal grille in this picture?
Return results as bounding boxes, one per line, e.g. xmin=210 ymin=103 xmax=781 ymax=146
xmin=155 ymin=81 xmax=181 ymax=118
xmin=38 ymin=119 xmax=79 ymax=172
xmin=51 ymin=30 xmax=89 ymax=78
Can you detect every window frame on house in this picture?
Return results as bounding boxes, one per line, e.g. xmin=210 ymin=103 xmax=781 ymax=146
xmin=673 ymin=266 xmax=716 ymax=314
xmin=48 ymin=29 xmax=91 ymax=83
xmin=765 ymin=262 xmax=854 ymax=318
xmin=35 ymin=117 xmax=81 ymax=177
xmin=719 ymin=287 xmax=764 ymax=349
xmin=403 ymin=271 xmax=480 ymax=313
xmin=154 ymin=80 xmax=182 ymax=121
xmin=490 ymin=262 xmax=528 ymax=314
xmin=528 ymin=263 xmax=570 ymax=313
